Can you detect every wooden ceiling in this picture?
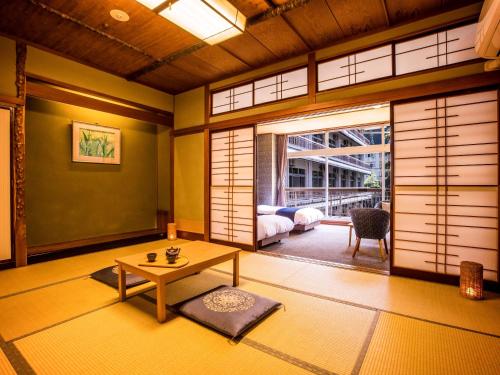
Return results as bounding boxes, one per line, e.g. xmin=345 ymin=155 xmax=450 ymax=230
xmin=0 ymin=0 xmax=480 ymax=94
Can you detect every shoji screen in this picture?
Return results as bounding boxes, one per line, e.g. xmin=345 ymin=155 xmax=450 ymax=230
xmin=210 ymin=127 xmax=254 ymax=246
xmin=0 ymin=109 xmax=11 ymax=261
xmin=393 ymin=90 xmax=499 ymax=282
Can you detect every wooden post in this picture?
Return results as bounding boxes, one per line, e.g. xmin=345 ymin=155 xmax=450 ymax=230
xmin=307 ymin=52 xmax=316 ymax=104
xmin=13 ymin=42 xmax=27 ymax=267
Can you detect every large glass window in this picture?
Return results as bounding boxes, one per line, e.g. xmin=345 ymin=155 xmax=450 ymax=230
xmin=286 ymin=124 xmax=390 ymax=216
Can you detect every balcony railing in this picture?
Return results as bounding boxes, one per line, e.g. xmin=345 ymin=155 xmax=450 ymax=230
xmin=342 ymin=129 xmax=371 ymax=145
xmin=286 ymin=187 xmax=385 ymax=216
xmin=288 ymin=136 xmax=372 ymax=170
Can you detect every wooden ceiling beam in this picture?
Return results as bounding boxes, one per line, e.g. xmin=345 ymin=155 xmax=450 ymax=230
xmin=266 ymin=0 xmax=313 ymax=51
xmin=127 ymin=42 xmax=206 ymax=81
xmin=380 ymin=0 xmax=391 ymax=26
xmin=129 ymin=0 xmax=313 ymax=80
xmin=28 ymin=0 xmax=158 ymax=62
xmin=247 ymin=0 xmax=312 ymax=26
xmin=322 ymin=0 xmax=346 ymax=37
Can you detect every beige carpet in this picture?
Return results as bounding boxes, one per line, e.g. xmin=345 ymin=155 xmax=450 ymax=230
xmin=260 ymin=224 xmax=390 ymax=272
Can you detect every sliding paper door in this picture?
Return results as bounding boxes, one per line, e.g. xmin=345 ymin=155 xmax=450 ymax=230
xmin=210 ymin=127 xmax=255 ymax=247
xmin=393 ymin=89 xmax=499 ymax=282
xmin=0 ymin=108 xmax=11 ymax=261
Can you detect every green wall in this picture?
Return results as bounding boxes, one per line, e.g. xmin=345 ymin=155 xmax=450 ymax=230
xmin=26 ymin=98 xmax=159 ymax=246
xmin=174 ymin=133 xmax=205 ymax=233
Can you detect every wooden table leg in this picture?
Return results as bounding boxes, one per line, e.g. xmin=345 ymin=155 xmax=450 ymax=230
xmin=117 ymin=264 xmax=126 ymax=302
xmin=233 ymin=252 xmax=239 ymax=287
xmin=156 ymin=282 xmax=167 ymax=323
xmin=348 ymin=225 xmax=353 ymax=246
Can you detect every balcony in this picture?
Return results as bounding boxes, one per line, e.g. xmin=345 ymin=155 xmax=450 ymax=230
xmin=286 ymin=187 xmax=383 ymax=216
xmin=288 ymin=136 xmax=372 ymax=172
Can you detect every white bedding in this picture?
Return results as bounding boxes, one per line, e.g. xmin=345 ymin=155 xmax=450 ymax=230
xmin=257 ymin=205 xmax=324 ymax=225
xmin=257 ymin=214 xmax=294 ymax=241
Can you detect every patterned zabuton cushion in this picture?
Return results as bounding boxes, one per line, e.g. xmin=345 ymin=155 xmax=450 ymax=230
xmin=176 ymin=286 xmax=282 ymax=338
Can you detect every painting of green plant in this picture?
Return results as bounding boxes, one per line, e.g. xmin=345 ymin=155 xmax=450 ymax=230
xmin=79 ymin=128 xmax=116 ymax=158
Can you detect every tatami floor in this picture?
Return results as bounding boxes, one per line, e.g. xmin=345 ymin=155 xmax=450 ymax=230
xmin=0 ymin=239 xmax=499 ymax=374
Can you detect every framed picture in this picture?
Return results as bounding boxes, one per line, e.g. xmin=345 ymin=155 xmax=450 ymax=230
xmin=72 ymin=121 xmax=121 ymax=164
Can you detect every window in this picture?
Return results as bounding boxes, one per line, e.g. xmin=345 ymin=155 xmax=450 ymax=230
xmin=312 ymin=170 xmax=323 ymax=187
xmin=289 ymin=167 xmax=305 ymax=187
xmin=312 ymin=133 xmax=325 ymax=144
xmin=212 ymin=84 xmax=252 ymax=115
xmin=212 ymin=67 xmax=308 ymax=115
xmin=318 ymin=45 xmax=392 ymax=91
xmin=395 ymin=23 xmax=478 ymax=76
xmin=254 ymin=67 xmax=308 ymax=105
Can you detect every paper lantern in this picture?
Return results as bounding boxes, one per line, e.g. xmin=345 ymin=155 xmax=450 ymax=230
xmin=167 ymin=223 xmax=177 ymax=241
xmin=459 ymin=261 xmax=483 ymax=300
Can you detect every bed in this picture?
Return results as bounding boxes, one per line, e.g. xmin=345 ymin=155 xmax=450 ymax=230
xmin=257 ymin=214 xmax=295 ymax=247
xmin=257 ymin=205 xmax=324 ymax=232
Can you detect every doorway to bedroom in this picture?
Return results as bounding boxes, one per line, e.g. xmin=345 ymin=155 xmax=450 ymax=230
xmin=255 ymin=104 xmax=391 ymax=273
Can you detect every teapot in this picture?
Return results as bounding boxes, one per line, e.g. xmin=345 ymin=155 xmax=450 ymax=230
xmin=165 ymin=247 xmax=181 ymax=263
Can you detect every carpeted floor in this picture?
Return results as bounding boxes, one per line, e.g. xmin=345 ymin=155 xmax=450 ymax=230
xmin=259 ymin=224 xmax=390 ymax=272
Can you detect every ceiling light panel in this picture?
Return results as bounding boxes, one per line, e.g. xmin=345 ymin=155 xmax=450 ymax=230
xmin=159 ymin=0 xmax=246 ymax=45
xmin=136 ymin=0 xmax=166 ymax=9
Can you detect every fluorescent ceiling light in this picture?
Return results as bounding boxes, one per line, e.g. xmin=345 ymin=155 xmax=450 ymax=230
xmin=136 ymin=0 xmax=165 ymax=9
xmin=159 ymin=0 xmax=246 ymax=45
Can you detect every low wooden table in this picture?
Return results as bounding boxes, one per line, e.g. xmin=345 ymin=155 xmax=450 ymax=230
xmin=115 ymin=240 xmax=240 ymax=323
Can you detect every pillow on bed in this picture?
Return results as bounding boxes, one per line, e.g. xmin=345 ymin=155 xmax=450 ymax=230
xmin=257 ymin=205 xmax=284 ymax=215
xmin=176 ymin=286 xmax=282 ymax=339
xmin=294 ymin=207 xmax=324 ymax=225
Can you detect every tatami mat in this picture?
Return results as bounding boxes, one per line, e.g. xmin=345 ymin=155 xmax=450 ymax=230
xmin=213 ymin=252 xmax=500 ymax=336
xmin=0 ymin=277 xmax=117 ymax=342
xmin=0 ymin=239 xmax=188 ymax=298
xmin=212 ymin=251 xmax=305 ymax=284
xmin=0 ymin=348 xmax=16 ymax=375
xmin=143 ymin=270 xmax=375 ymax=375
xmin=359 ymin=312 xmax=500 ymax=375
xmin=15 ymin=297 xmax=312 ymax=375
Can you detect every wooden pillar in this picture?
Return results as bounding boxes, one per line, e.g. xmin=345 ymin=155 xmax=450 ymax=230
xmin=307 ymin=52 xmax=316 ymax=104
xmin=13 ymin=42 xmax=27 ymax=267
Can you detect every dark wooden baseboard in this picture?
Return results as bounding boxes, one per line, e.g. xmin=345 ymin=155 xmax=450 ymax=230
xmin=28 ymin=228 xmax=164 ymax=256
xmin=0 ymin=260 xmax=15 ymax=270
xmin=177 ymin=230 xmax=204 ymax=241
xmin=27 ymin=231 xmax=165 ymax=265
xmin=391 ymin=266 xmax=500 ymax=293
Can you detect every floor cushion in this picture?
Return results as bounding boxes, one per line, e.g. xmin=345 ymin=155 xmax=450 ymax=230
xmin=175 ymin=285 xmax=282 ymax=339
xmin=90 ymin=265 xmax=148 ymax=289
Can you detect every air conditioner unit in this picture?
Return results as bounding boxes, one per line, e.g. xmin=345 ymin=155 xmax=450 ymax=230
xmin=475 ymin=0 xmax=500 ymax=70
